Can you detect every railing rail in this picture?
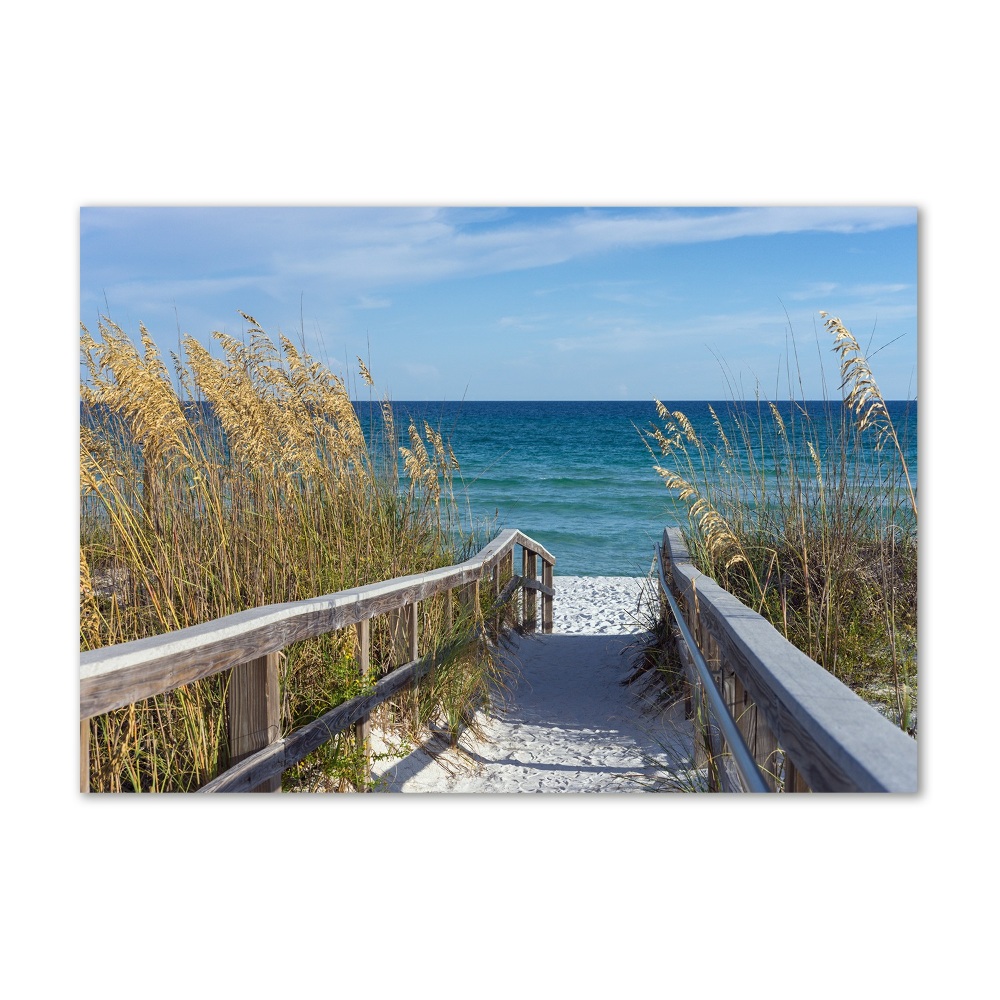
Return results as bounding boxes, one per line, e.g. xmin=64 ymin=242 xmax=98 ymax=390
xmin=80 ymin=528 xmax=555 ymax=792
xmin=655 ymin=546 xmax=769 ymax=792
xmin=657 ymin=527 xmax=917 ymax=792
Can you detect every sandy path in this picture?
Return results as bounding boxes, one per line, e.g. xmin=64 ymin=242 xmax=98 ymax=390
xmin=369 ymin=576 xmax=695 ymax=793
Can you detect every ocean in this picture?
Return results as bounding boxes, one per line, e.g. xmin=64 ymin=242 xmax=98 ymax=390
xmin=375 ymin=400 xmax=918 ymax=578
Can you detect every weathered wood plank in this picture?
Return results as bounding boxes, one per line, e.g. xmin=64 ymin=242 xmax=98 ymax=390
xmin=80 ymin=573 xmax=466 ymax=719
xmin=519 ymin=577 xmax=554 ymax=597
xmin=496 ymin=574 xmax=523 ymax=614
xmin=227 ymin=652 xmax=281 ymax=792
xmin=81 ymin=528 xmax=556 ymax=720
xmin=523 ymin=549 xmax=537 ymax=631
xmin=490 ymin=562 xmax=501 ymax=641
xmin=541 ymin=560 xmax=553 ymax=633
xmin=706 ymin=631 xmax=741 ymax=792
xmin=662 ymin=528 xmax=917 ymax=793
xmin=80 ymin=720 xmax=90 ymax=794
xmin=353 ymin=618 xmax=371 ymax=780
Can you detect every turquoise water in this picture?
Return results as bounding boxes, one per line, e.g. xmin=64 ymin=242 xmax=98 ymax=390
xmin=82 ymin=398 xmax=917 ymax=579
xmin=375 ymin=400 xmax=918 ymax=577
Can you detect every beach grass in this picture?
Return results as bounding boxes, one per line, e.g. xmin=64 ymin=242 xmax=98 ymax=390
xmin=80 ymin=314 xmax=500 ymax=791
xmin=644 ymin=314 xmax=917 ymax=733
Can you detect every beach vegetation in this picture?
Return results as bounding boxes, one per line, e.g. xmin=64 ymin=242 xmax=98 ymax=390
xmin=621 ymin=579 xmax=686 ymax=714
xmin=615 ymin=581 xmax=707 ymax=791
xmin=80 ymin=314 xmax=505 ymax=792
xmin=644 ymin=314 xmax=917 ymax=734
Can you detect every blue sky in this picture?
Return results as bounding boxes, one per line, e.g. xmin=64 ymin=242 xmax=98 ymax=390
xmin=80 ymin=206 xmax=917 ymax=401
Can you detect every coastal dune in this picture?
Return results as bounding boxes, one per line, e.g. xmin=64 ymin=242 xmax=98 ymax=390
xmin=369 ymin=575 xmax=695 ymax=793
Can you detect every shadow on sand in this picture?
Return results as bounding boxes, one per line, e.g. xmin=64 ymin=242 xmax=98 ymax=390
xmin=368 ymin=631 xmax=695 ymax=792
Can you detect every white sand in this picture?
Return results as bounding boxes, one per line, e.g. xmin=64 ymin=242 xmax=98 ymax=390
xmin=368 ymin=575 xmax=696 ymax=793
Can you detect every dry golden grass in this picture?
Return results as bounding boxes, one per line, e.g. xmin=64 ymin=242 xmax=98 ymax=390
xmin=645 ymin=315 xmax=917 ymax=732
xmin=823 ymin=312 xmax=917 ymax=521
xmin=81 ymin=316 xmax=496 ymax=791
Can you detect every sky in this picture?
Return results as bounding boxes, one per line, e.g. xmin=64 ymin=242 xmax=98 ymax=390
xmin=80 ymin=206 xmax=918 ymax=401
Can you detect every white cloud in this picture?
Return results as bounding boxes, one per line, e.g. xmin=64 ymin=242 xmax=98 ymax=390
xmin=83 ymin=208 xmax=917 ymax=333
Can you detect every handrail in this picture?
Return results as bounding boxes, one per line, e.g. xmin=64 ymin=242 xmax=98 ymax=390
xmin=80 ymin=528 xmax=555 ymax=792
xmin=655 ymin=545 xmax=769 ymax=792
xmin=658 ymin=527 xmax=917 ymax=792
xmin=80 ymin=528 xmax=554 ymax=720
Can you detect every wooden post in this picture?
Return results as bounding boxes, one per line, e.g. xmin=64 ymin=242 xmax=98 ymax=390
xmin=707 ymin=631 xmax=741 ymax=792
xmin=784 ymin=756 xmax=811 ymax=792
xmin=541 ymin=559 xmax=553 ymax=633
xmin=409 ymin=601 xmax=419 ymax=661
xmin=227 ymin=651 xmax=281 ymax=792
xmin=755 ymin=714 xmax=779 ymax=791
xmin=354 ymin=619 xmax=371 ymax=789
xmin=501 ymin=549 xmax=514 ymax=630
xmin=80 ymin=719 xmax=90 ymax=793
xmin=731 ymin=671 xmax=753 ymax=786
xmin=733 ymin=674 xmax=778 ymax=792
xmin=685 ymin=586 xmax=716 ymax=786
xmin=523 ymin=548 xmax=537 ymax=631
xmin=408 ymin=602 xmax=420 ymax=730
xmin=491 ymin=562 xmax=501 ymax=641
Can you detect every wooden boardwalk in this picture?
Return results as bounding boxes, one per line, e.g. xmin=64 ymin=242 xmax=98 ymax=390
xmin=370 ymin=579 xmax=697 ymax=793
xmin=81 ymin=528 xmax=917 ymax=793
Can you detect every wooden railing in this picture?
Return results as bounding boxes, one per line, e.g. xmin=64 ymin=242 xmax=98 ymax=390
xmin=657 ymin=527 xmax=917 ymax=792
xmin=80 ymin=529 xmax=555 ymax=793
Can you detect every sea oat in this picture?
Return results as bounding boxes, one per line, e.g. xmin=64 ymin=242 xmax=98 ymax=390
xmin=823 ymin=313 xmax=916 ymax=521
